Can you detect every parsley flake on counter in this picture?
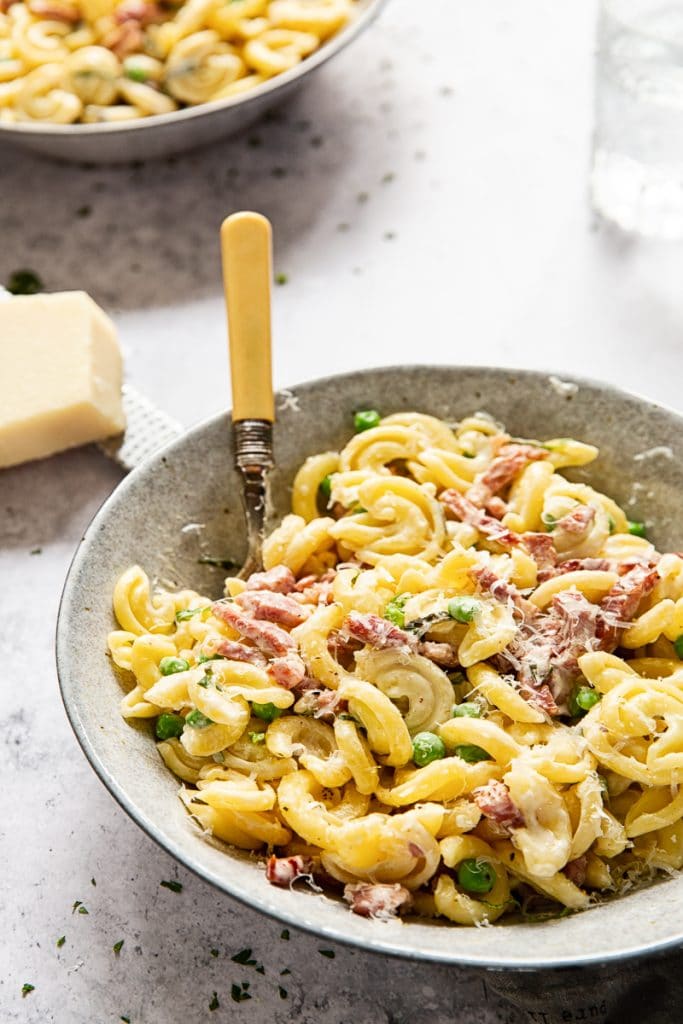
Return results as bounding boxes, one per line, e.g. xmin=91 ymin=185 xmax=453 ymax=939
xmin=91 ymin=877 xmax=97 ymax=886
xmin=280 ymin=929 xmax=290 ymax=940
xmin=72 ymin=900 xmax=89 ymax=914
xmin=280 ymin=968 xmax=290 ymax=976
xmin=30 ymin=547 xmax=42 ymax=555
xmin=56 ymin=936 xmax=66 ymax=948
xmin=275 ymin=272 xmax=288 ymax=285
xmin=7 ymin=268 xmax=43 ymax=294
xmin=279 ymin=986 xmax=288 ymax=999
xmin=231 ymin=983 xmax=252 ymax=1003
xmin=231 ymin=948 xmax=256 ymax=965
xmin=160 ymin=879 xmax=183 ymax=893
xmin=210 ymin=948 xmax=219 ymax=958
xmin=197 ymin=555 xmax=237 ymax=570
xmin=209 ymin=992 xmax=220 ymax=1011
xmin=113 ymin=940 xmax=124 ymax=954
xmin=22 ymin=983 xmax=35 ymax=997
xmin=318 ymin=948 xmax=335 ymax=958
xmin=120 ymin=1017 xmax=131 ymax=1022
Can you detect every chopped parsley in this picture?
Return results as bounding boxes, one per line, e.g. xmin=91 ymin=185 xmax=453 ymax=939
xmin=7 ymin=268 xmax=43 ymax=294
xmin=209 ymin=992 xmax=220 ymax=1011
xmin=72 ymin=901 xmax=89 ymax=915
xmin=175 ymin=606 xmax=208 ymax=622
xmin=275 ymin=272 xmax=288 ymax=285
xmin=248 ymin=731 xmax=266 ymax=744
xmin=197 ymin=555 xmax=237 ymax=569
xmin=280 ymin=928 xmax=290 ymax=940
xmin=113 ymin=940 xmax=124 ymax=954
xmin=318 ymin=948 xmax=335 ymax=958
xmin=279 ymin=986 xmax=288 ymax=999
xmin=384 ymin=593 xmax=409 ymax=629
xmin=30 ymin=547 xmax=42 ymax=555
xmin=22 ymin=983 xmax=35 ymax=997
xmin=120 ymin=1018 xmax=131 ymax=1023
xmin=91 ymin=877 xmax=97 ymax=886
xmin=280 ymin=968 xmax=291 ymax=976
xmin=231 ymin=982 xmax=252 ymax=1003
xmin=231 ymin=948 xmax=256 ymax=965
xmin=185 ymin=709 xmax=213 ymax=729
xmin=210 ymin=948 xmax=219 ymax=958
xmin=160 ymin=879 xmax=183 ymax=893
xmin=56 ymin=935 xmax=66 ymax=948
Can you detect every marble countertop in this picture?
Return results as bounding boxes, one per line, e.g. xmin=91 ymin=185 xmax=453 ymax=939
xmin=3 ymin=1 xmax=683 ymax=1021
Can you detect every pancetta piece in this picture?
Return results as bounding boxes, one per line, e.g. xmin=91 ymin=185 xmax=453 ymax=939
xmin=213 ymin=638 xmax=268 ymax=667
xmin=472 ymin=780 xmax=525 ymax=831
xmin=471 ymin=565 xmax=537 ymax=619
xmin=344 ymin=612 xmax=417 ymax=652
xmin=597 ymin=562 xmax=659 ymax=650
xmin=245 ymin=565 xmax=297 ymax=594
xmin=269 ymin=652 xmax=307 ymax=690
xmin=212 ymin=601 xmax=296 ymax=656
xmin=236 ymin=590 xmax=308 ymax=627
xmin=440 ymin=489 xmax=522 ymax=547
xmin=522 ymin=532 xmax=557 ymax=571
xmin=466 ymin=443 xmax=547 ymax=509
xmin=265 ymin=855 xmax=313 ymax=887
xmin=343 ymin=882 xmax=413 ymax=919
xmin=417 ymin=640 xmax=460 ymax=667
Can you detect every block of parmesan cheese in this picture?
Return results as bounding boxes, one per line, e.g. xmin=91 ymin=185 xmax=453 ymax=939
xmin=0 ymin=291 xmax=125 ymax=469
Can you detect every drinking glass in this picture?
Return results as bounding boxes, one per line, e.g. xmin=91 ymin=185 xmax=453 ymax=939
xmin=592 ymin=0 xmax=683 ymax=237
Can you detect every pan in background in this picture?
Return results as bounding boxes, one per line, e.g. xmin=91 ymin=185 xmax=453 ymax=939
xmin=0 ymin=0 xmax=385 ymax=164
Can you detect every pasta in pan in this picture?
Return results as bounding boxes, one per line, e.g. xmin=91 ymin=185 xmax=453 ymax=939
xmin=109 ymin=409 xmax=683 ymax=925
xmin=0 ymin=0 xmax=356 ymax=123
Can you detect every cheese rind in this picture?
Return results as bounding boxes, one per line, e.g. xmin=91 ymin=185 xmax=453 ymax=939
xmin=0 ymin=291 xmax=125 ymax=469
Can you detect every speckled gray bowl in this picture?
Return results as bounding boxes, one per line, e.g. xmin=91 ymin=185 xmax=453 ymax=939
xmin=0 ymin=0 xmax=385 ymax=163
xmin=57 ymin=365 xmax=683 ymax=973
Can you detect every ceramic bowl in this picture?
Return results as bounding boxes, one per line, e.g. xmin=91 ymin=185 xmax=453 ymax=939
xmin=56 ymin=365 xmax=683 ymax=969
xmin=0 ymin=0 xmax=385 ymax=164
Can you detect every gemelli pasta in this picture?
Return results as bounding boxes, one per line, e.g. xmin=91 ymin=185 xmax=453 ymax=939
xmin=0 ymin=0 xmax=356 ymax=124
xmin=109 ymin=409 xmax=683 ymax=925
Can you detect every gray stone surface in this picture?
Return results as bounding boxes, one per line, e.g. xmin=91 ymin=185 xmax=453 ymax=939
xmin=3 ymin=0 xmax=683 ymax=1020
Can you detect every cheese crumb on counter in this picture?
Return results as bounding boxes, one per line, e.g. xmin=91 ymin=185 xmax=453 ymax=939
xmin=0 ymin=291 xmax=125 ymax=470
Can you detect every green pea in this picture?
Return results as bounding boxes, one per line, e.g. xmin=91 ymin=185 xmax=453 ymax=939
xmin=627 ymin=520 xmax=647 ymax=538
xmin=384 ymin=593 xmax=409 ymax=629
xmin=457 ymin=858 xmax=496 ymax=895
xmin=353 ymin=409 xmax=381 ymax=432
xmin=675 ymin=635 xmax=683 ymax=660
xmin=455 ymin=744 xmax=491 ymax=763
xmin=568 ymin=685 xmax=601 ymax=717
xmin=159 ymin=656 xmax=190 ymax=676
xmin=542 ymin=512 xmax=557 ymax=531
xmin=319 ymin=474 xmax=333 ymax=499
xmin=447 ymin=597 xmax=480 ymax=624
xmin=185 ymin=709 xmax=213 ymax=729
xmin=452 ymin=702 xmax=481 ymax=718
xmin=252 ymin=702 xmax=282 ymax=722
xmin=412 ymin=731 xmax=446 ymax=767
xmin=155 ymin=713 xmax=186 ymax=740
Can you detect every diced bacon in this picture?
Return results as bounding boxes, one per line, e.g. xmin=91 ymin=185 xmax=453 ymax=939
xmin=236 ymin=590 xmax=308 ymax=627
xmin=472 ymin=780 xmax=525 ymax=831
xmin=269 ymin=652 xmax=307 ymax=690
xmin=555 ymin=505 xmax=596 ymax=535
xmin=522 ymin=532 xmax=557 ymax=571
xmin=537 ymin=557 xmax=613 ymax=584
xmin=212 ymin=601 xmax=296 ymax=656
xmin=598 ymin=563 xmax=659 ymax=649
xmin=417 ymin=640 xmax=460 ymax=667
xmin=466 ymin=444 xmax=547 ymax=509
xmin=564 ymin=855 xmax=588 ymax=888
xmin=487 ymin=496 xmax=508 ymax=519
xmin=114 ymin=0 xmax=163 ymax=24
xmin=29 ymin=0 xmax=79 ymax=21
xmin=344 ymin=611 xmax=417 ymax=651
xmin=343 ymin=882 xmax=413 ymax=920
xmin=245 ymin=565 xmax=296 ymax=593
xmin=294 ymin=686 xmax=345 ymax=720
xmin=102 ymin=19 xmax=144 ymax=57
xmin=471 ymin=565 xmax=537 ymax=619
xmin=440 ymin=489 xmax=521 ymax=547
xmin=265 ymin=854 xmax=313 ymax=887
xmin=520 ymin=683 xmax=559 ymax=717
xmin=213 ymin=639 xmax=267 ymax=667
xmin=293 ymin=570 xmax=336 ymax=605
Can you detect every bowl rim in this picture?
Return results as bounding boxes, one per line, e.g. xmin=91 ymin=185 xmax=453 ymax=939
xmin=0 ymin=0 xmax=386 ymax=140
xmin=56 ymin=363 xmax=683 ymax=970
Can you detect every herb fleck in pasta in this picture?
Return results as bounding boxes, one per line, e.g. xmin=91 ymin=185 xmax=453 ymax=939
xmin=109 ymin=410 xmax=683 ymax=925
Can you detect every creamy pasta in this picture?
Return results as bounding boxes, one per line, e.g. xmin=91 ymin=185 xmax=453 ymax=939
xmin=109 ymin=409 xmax=683 ymax=925
xmin=0 ymin=0 xmax=356 ymax=124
